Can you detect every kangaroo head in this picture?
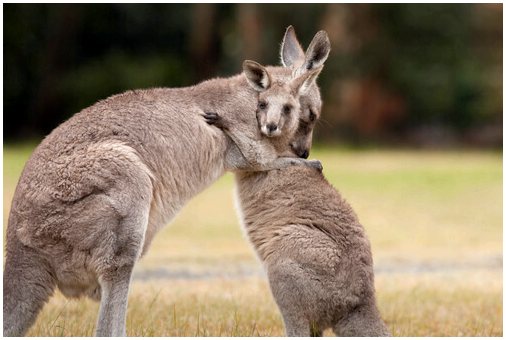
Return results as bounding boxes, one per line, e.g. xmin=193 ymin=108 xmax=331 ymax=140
xmin=243 ymin=60 xmax=322 ymax=140
xmin=280 ymin=26 xmax=331 ymax=159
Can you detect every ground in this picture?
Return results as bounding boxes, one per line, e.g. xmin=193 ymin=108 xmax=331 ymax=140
xmin=3 ymin=144 xmax=502 ymax=336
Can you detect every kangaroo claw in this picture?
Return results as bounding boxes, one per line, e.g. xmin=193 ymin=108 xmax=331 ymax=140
xmin=308 ymin=160 xmax=323 ymax=172
xmin=202 ymin=112 xmax=227 ymax=129
xmin=202 ymin=112 xmax=218 ymax=124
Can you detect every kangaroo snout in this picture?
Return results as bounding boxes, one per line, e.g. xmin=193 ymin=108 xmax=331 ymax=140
xmin=298 ymin=149 xmax=309 ymax=159
xmin=291 ymin=143 xmax=310 ymax=159
xmin=262 ymin=123 xmax=280 ymax=137
xmin=267 ymin=123 xmax=278 ymax=133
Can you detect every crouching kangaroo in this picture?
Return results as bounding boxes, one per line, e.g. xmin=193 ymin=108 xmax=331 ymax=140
xmin=205 ymin=112 xmax=390 ymax=335
xmin=3 ymin=26 xmax=330 ymax=336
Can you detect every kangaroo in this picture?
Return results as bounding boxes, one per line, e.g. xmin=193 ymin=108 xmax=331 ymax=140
xmin=3 ymin=26 xmax=330 ymax=336
xmin=205 ymin=107 xmax=390 ymax=336
xmin=203 ymin=59 xmax=324 ymax=172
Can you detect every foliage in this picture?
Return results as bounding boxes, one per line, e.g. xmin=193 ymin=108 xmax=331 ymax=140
xmin=3 ymin=4 xmax=502 ymax=143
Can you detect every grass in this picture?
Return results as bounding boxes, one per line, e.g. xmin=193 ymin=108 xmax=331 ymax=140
xmin=25 ymin=271 xmax=502 ymax=336
xmin=3 ymin=143 xmax=503 ymax=336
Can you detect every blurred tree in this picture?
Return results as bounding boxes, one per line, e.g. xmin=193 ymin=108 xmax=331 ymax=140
xmin=237 ymin=4 xmax=263 ymax=62
xmin=189 ymin=3 xmax=219 ymax=80
xmin=30 ymin=5 xmax=81 ymax=137
xmin=3 ymin=4 xmax=502 ymax=146
xmin=320 ymin=4 xmax=407 ymax=140
xmin=316 ymin=3 xmax=502 ymax=145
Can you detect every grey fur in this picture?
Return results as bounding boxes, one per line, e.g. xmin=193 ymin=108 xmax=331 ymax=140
xmin=204 ymin=60 xmax=324 ymax=173
xmin=3 ymin=27 xmax=329 ymax=337
xmin=207 ymin=67 xmax=389 ymax=337
xmin=280 ymin=26 xmax=305 ymax=68
xmin=235 ymin=168 xmax=391 ymax=337
xmin=279 ymin=26 xmax=330 ymax=159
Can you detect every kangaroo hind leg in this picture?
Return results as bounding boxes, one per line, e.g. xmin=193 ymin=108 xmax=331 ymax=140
xmin=91 ymin=150 xmax=153 ymax=336
xmin=3 ymin=237 xmax=56 ymax=336
xmin=93 ymin=184 xmax=152 ymax=337
xmin=267 ymin=260 xmax=317 ymax=337
xmin=333 ymin=302 xmax=390 ymax=336
xmin=95 ymin=265 xmax=135 ymax=336
xmin=93 ymin=197 xmax=151 ymax=337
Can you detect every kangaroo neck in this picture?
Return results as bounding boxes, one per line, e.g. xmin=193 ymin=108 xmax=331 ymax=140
xmin=189 ymin=74 xmax=258 ymax=113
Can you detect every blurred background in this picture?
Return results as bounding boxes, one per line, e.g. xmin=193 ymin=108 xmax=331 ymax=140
xmin=3 ymin=3 xmax=502 ymax=146
xmin=3 ymin=3 xmax=503 ymax=336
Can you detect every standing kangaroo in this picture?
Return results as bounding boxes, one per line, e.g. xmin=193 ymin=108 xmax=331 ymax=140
xmin=204 ymin=85 xmax=390 ymax=336
xmin=3 ymin=26 xmax=330 ymax=336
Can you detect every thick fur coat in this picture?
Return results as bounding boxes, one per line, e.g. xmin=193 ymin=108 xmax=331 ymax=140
xmin=235 ymin=167 xmax=390 ymax=336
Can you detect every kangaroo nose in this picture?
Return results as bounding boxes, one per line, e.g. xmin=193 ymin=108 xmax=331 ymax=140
xmin=298 ymin=149 xmax=309 ymax=159
xmin=266 ymin=123 xmax=278 ymax=133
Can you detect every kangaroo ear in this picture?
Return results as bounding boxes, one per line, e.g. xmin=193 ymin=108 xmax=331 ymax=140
xmin=291 ymin=65 xmax=323 ymax=95
xmin=300 ymin=30 xmax=331 ymax=73
xmin=243 ymin=60 xmax=271 ymax=92
xmin=280 ymin=25 xmax=305 ymax=67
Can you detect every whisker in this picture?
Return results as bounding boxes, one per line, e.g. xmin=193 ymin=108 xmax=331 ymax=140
xmin=317 ymin=117 xmax=332 ymax=127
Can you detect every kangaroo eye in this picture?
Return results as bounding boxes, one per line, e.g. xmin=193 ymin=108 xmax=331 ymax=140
xmin=309 ymin=109 xmax=316 ymax=122
xmin=283 ymin=105 xmax=292 ymax=115
xmin=258 ymin=101 xmax=267 ymax=110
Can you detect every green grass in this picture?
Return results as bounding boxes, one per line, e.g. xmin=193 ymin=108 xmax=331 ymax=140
xmin=3 ymin=143 xmax=503 ymax=336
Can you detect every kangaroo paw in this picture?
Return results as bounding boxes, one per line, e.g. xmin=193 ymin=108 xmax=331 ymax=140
xmin=202 ymin=112 xmax=228 ymax=130
xmin=307 ymin=160 xmax=323 ymax=172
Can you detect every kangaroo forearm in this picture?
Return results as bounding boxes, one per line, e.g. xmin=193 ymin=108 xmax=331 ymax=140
xmin=222 ymin=126 xmax=323 ymax=172
xmin=254 ymin=157 xmax=322 ymax=171
xmin=221 ymin=127 xmax=274 ymax=169
xmin=227 ymin=154 xmax=322 ymax=172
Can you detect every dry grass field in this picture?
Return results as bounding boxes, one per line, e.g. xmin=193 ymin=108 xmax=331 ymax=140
xmin=3 ymin=143 xmax=502 ymax=336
